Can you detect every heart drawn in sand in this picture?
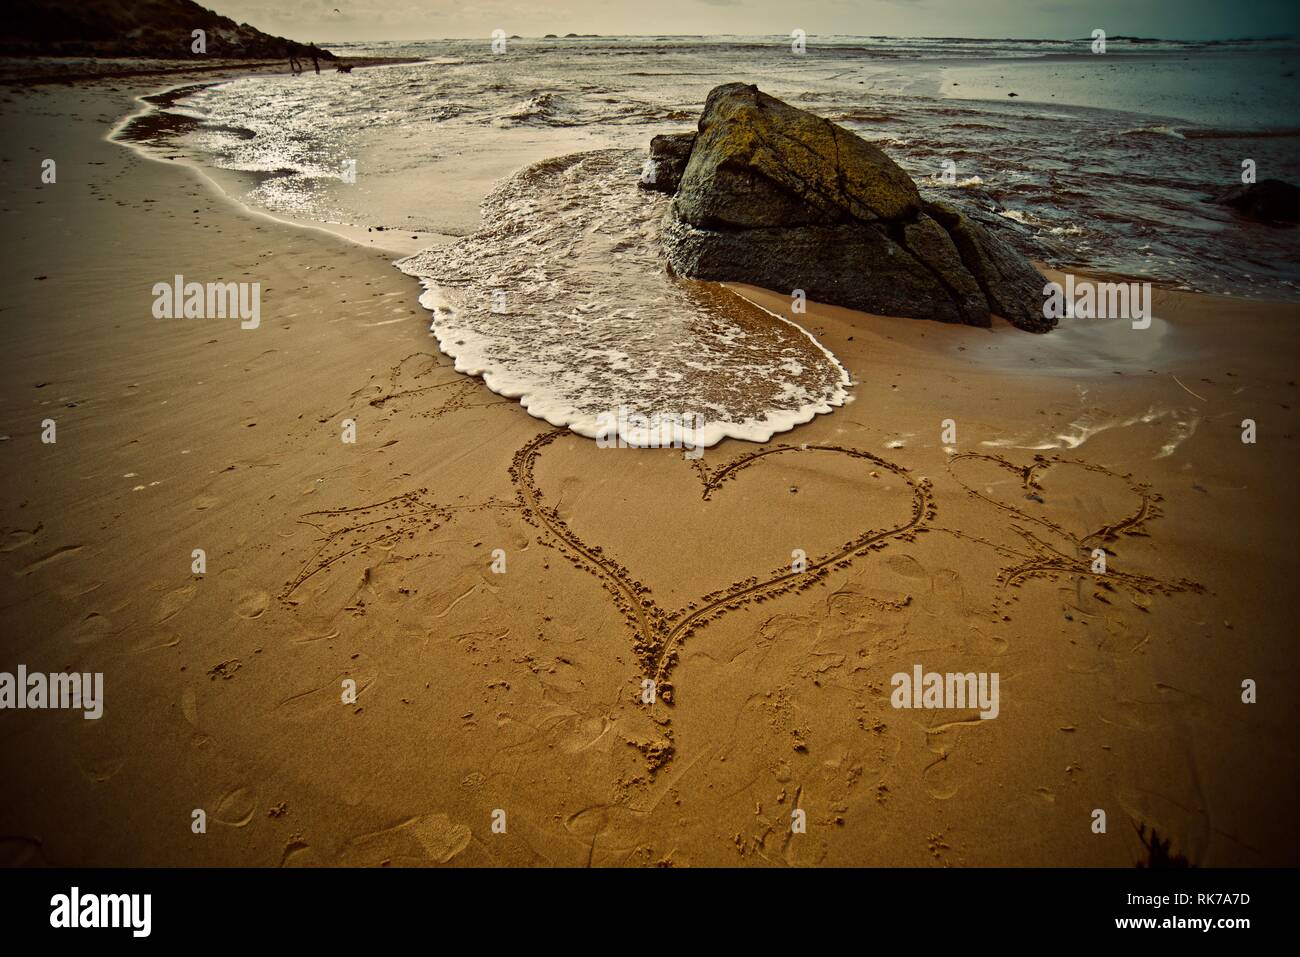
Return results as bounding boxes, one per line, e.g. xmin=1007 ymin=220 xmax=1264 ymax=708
xmin=945 ymin=451 xmax=1200 ymax=594
xmin=948 ymin=451 xmax=1156 ymax=547
xmin=510 ymin=430 xmax=935 ymax=701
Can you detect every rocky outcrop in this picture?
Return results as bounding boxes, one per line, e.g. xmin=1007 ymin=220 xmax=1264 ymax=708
xmin=656 ymin=83 xmax=1052 ymax=332
xmin=1213 ymin=180 xmax=1300 ymax=224
xmin=0 ymin=0 xmax=334 ymax=59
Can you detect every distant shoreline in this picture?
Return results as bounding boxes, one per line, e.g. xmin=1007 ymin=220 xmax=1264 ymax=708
xmin=0 ymin=55 xmax=424 ymax=86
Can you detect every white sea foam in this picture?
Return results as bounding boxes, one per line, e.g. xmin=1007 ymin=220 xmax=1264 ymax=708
xmin=396 ymin=150 xmax=851 ymax=447
xmin=920 ymin=174 xmax=985 ymax=189
xmin=981 ymin=405 xmax=1199 ymax=458
xmin=1121 ymin=125 xmax=1187 ymax=139
xmin=995 ymin=208 xmax=1035 ymax=225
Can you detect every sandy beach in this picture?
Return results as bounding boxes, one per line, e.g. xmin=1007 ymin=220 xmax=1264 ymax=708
xmin=1 ymin=61 xmax=1297 ymax=870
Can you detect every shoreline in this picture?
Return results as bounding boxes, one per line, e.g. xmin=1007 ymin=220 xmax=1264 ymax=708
xmin=110 ymin=69 xmax=1300 ymax=453
xmin=109 ymin=75 xmax=445 ymax=258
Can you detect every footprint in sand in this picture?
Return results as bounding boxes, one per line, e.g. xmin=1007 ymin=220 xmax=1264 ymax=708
xmin=1095 ymin=613 xmax=1151 ymax=656
xmin=0 ymin=524 xmax=42 ymax=553
xmin=884 ymin=553 xmax=929 ymax=580
xmin=556 ymin=713 xmax=615 ymax=755
xmin=130 ymin=631 xmax=182 ymax=653
xmin=235 ymin=590 xmax=269 ymax=619
xmin=156 ymin=583 xmax=196 ymax=623
xmin=78 ymin=754 xmax=127 ymax=784
xmin=0 ymin=837 xmax=48 ymax=867
xmin=290 ymin=627 xmax=340 ymax=645
xmin=341 ymin=813 xmax=472 ymax=865
xmin=535 ymin=657 xmax=587 ymax=702
xmin=72 ymin=611 xmax=116 ymax=646
xmin=931 ymin=567 xmax=985 ymax=619
xmin=214 ymin=786 xmax=257 ymax=827
xmin=958 ymin=623 xmax=1008 ymax=656
xmin=279 ymin=838 xmax=315 ymax=867
xmin=19 ymin=544 xmax=84 ymax=576
xmin=563 ymin=804 xmax=648 ymax=857
xmin=922 ymin=749 xmax=960 ymax=800
xmin=409 ymin=814 xmax=473 ymax=863
xmin=58 ymin=580 xmax=103 ymax=600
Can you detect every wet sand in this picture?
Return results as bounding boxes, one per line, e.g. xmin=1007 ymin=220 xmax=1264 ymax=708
xmin=0 ymin=74 xmax=1297 ymax=866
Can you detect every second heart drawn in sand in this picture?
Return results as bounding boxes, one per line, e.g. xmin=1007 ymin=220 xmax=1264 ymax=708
xmin=944 ymin=450 xmax=1202 ymax=595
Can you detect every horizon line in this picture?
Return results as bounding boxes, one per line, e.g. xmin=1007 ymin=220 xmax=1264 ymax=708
xmin=309 ymin=32 xmax=1300 ymax=44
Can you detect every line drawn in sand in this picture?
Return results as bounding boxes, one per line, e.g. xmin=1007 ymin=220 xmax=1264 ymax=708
xmin=350 ymin=352 xmax=505 ymax=420
xmin=281 ymin=490 xmax=455 ymax=601
xmin=283 ymin=356 xmax=514 ymax=603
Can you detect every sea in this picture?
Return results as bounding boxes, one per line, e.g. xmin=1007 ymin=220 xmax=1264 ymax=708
xmin=115 ymin=35 xmax=1300 ymax=445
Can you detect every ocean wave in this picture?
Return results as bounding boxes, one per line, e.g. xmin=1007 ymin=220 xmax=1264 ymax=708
xmin=1119 ymin=125 xmax=1186 ymax=139
xmin=498 ymin=91 xmax=579 ymax=126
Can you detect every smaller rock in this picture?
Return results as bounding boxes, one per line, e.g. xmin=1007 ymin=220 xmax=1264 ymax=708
xmin=639 ymin=132 xmax=696 ymax=194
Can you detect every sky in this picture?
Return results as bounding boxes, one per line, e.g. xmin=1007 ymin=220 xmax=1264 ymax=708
xmin=208 ymin=0 xmax=1300 ymax=44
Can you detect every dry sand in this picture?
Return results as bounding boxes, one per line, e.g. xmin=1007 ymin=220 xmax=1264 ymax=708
xmin=0 ymin=73 xmax=1297 ymax=867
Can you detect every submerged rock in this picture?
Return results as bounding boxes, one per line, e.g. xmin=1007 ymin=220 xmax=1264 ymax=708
xmin=1213 ymin=179 xmax=1300 ymax=224
xmin=656 ymin=83 xmax=1053 ymax=332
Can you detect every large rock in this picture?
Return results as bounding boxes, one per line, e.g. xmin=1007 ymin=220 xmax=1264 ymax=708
xmin=657 ymin=83 xmax=1052 ymax=332
xmin=1213 ymin=179 xmax=1300 ymax=224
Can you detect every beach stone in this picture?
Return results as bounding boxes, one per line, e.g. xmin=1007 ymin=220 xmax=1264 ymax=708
xmin=640 ymin=133 xmax=696 ymax=194
xmin=1213 ymin=179 xmax=1300 ymax=224
xmin=660 ymin=82 xmax=1052 ymax=332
